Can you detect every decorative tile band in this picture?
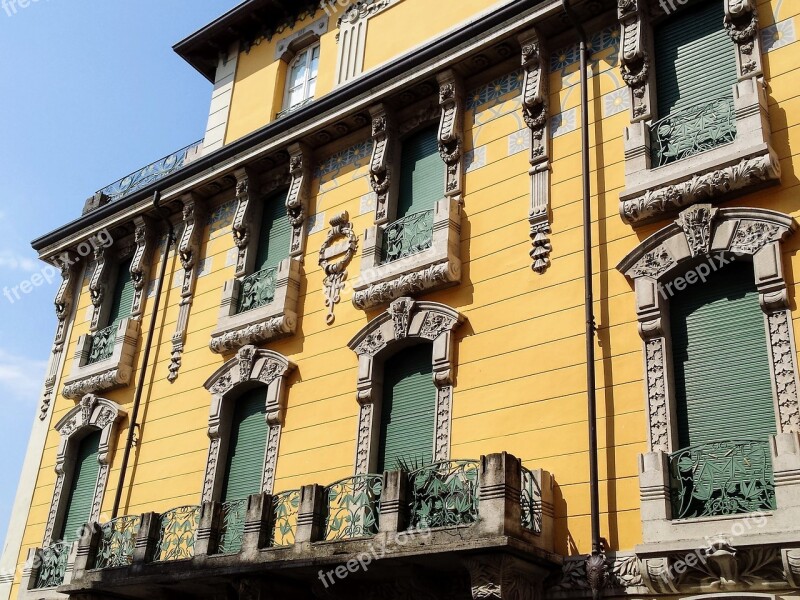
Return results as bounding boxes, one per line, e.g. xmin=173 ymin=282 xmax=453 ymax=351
xmin=315 ymin=141 xmax=373 ymax=182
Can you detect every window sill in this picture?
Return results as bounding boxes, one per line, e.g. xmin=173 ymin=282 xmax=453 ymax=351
xmin=620 ymin=77 xmax=780 ymax=225
xmin=209 ymin=258 xmax=301 ymax=354
xmin=352 ymin=198 xmax=462 ymax=310
xmin=62 ymin=319 xmax=140 ymax=399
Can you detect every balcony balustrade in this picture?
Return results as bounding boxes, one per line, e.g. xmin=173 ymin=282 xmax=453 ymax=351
xmin=32 ymin=542 xmax=70 ymax=590
xmin=237 ymin=267 xmax=278 ymax=314
xmin=381 ymin=209 xmax=435 ymax=264
xmin=86 ymin=324 xmax=117 ymax=365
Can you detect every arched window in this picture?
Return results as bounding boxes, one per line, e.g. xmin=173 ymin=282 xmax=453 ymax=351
xmin=377 ymin=344 xmax=437 ymax=472
xmin=58 ymin=430 xmax=102 ymax=542
xmin=221 ymin=387 xmax=270 ymax=503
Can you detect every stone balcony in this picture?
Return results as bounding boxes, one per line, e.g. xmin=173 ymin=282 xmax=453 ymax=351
xmin=22 ymin=454 xmax=558 ymax=600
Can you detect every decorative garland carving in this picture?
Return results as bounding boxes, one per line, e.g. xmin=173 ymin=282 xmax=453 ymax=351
xmin=349 ymin=299 xmax=464 ymax=473
xmin=724 ymin=0 xmax=762 ymax=79
xmin=130 ymin=216 xmax=155 ymax=319
xmin=286 ymin=143 xmax=311 ymax=258
xmin=43 ymin=395 xmax=126 ymax=545
xmin=520 ymin=28 xmax=552 ymax=274
xmin=621 ymin=154 xmax=781 ymax=225
xmin=319 ymin=212 xmax=358 ymax=325
xmin=209 ymin=314 xmax=297 ymax=355
xmin=352 ymin=261 xmax=461 ymax=310
xmin=169 ymin=196 xmax=205 ymax=383
xmin=437 ymin=70 xmax=464 ymax=201
xmin=369 ymin=104 xmax=395 ymax=224
xmin=618 ymin=0 xmax=651 ymax=121
xmin=62 ymin=365 xmax=133 ymax=400
xmin=202 ymin=347 xmax=295 ymax=500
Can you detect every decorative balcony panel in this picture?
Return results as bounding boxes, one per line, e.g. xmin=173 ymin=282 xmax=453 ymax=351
xmin=669 ymin=440 xmax=777 ymax=519
xmin=34 ymin=542 xmax=69 ymax=589
xmin=520 ymin=466 xmax=542 ymax=534
xmin=87 ymin=324 xmax=118 ymax=365
xmin=237 ymin=267 xmax=278 ymax=314
xmin=218 ymin=499 xmax=248 ymax=555
xmin=381 ymin=209 xmax=435 ymax=264
xmin=324 ymin=475 xmax=383 ymax=541
xmin=408 ymin=460 xmax=479 ymax=530
xmin=650 ymin=98 xmax=736 ymax=168
xmin=268 ymin=489 xmax=301 ymax=548
xmin=94 ymin=516 xmax=140 ymax=569
xmin=154 ymin=506 xmax=201 ymax=562
xmin=98 ymin=140 xmax=203 ymax=203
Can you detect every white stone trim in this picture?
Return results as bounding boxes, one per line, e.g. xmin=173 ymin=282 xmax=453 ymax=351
xmin=201 ymin=346 xmax=295 ymax=501
xmin=348 ymin=298 xmax=464 ymax=474
xmin=202 ymin=41 xmax=239 ymax=154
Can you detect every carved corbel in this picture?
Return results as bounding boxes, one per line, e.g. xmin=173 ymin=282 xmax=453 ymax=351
xmin=232 ymin=167 xmax=259 ymax=278
xmin=437 ymin=70 xmax=465 ymax=202
xmin=130 ymin=216 xmax=156 ymax=319
xmin=724 ymin=0 xmax=762 ymax=79
xmin=369 ymin=104 xmax=397 ymax=225
xmin=463 ymin=555 xmax=544 ymax=600
xmin=520 ymin=28 xmax=552 ymax=274
xmin=169 ymin=194 xmax=206 ymax=383
xmin=286 ymin=142 xmax=312 ymax=258
xmin=618 ymin=0 xmax=651 ymax=122
xmin=88 ymin=246 xmax=109 ymax=330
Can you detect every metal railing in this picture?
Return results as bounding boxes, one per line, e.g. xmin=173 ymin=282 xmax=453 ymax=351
xmin=520 ymin=466 xmax=543 ymax=534
xmin=34 ymin=542 xmax=70 ymax=589
xmin=407 ymin=460 xmax=480 ymax=530
xmin=87 ymin=323 xmax=117 ymax=365
xmin=381 ymin=209 xmax=435 ymax=264
xmin=237 ymin=267 xmax=278 ymax=314
xmin=650 ymin=97 xmax=736 ymax=167
xmin=268 ymin=489 xmax=301 ymax=548
xmin=154 ymin=506 xmax=201 ymax=562
xmin=97 ymin=140 xmax=204 ymax=203
xmin=217 ymin=499 xmax=248 ymax=555
xmin=669 ymin=439 xmax=776 ymax=519
xmin=324 ymin=475 xmax=383 ymax=541
xmin=94 ymin=516 xmax=140 ymax=569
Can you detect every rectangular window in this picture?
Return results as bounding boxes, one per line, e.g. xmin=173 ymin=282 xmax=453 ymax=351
xmin=59 ymin=431 xmax=101 ymax=542
xmin=285 ymin=44 xmax=320 ymax=111
xmin=107 ymin=258 xmax=135 ymax=326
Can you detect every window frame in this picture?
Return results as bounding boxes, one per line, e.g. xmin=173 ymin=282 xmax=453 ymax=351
xmin=283 ymin=43 xmax=320 ymax=113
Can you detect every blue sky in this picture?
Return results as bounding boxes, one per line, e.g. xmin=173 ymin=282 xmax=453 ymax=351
xmin=0 ymin=0 xmax=236 ymax=550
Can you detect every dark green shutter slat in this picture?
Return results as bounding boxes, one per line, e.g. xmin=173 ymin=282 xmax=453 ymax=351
xmin=107 ymin=258 xmax=134 ymax=325
xmin=378 ymin=345 xmax=437 ymax=472
xmin=60 ymin=430 xmax=102 ymax=542
xmin=671 ymin=261 xmax=776 ymax=449
xmin=222 ymin=388 xmax=269 ymax=502
xmin=255 ymin=194 xmax=292 ymax=271
xmin=655 ymin=0 xmax=738 ymax=117
xmin=397 ymin=126 xmax=444 ymax=218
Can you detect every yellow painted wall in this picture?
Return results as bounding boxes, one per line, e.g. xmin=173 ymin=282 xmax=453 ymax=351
xmin=10 ymin=0 xmax=800 ymax=594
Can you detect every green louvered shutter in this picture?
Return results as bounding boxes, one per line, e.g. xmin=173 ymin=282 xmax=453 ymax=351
xmin=221 ymin=388 xmax=269 ymax=502
xmin=107 ymin=258 xmax=135 ymax=325
xmin=255 ymin=194 xmax=292 ymax=271
xmin=654 ymin=0 xmax=738 ymax=117
xmin=378 ymin=345 xmax=437 ymax=472
xmin=670 ymin=261 xmax=776 ymax=449
xmin=397 ymin=126 xmax=445 ymax=218
xmin=60 ymin=430 xmax=102 ymax=542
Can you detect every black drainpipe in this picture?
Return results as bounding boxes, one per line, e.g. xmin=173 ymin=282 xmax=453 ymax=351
xmin=561 ymin=1 xmax=605 ymax=597
xmin=111 ymin=191 xmax=176 ymax=519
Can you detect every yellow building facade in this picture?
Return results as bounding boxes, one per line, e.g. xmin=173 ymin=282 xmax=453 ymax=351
xmin=4 ymin=0 xmax=800 ymax=598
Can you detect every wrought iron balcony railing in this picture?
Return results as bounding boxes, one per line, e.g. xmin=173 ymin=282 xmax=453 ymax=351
xmin=324 ymin=474 xmax=383 ymax=541
xmin=408 ymin=460 xmax=480 ymax=530
xmin=87 ymin=324 xmax=117 ymax=365
xmin=97 ymin=140 xmax=204 ymax=203
xmin=34 ymin=542 xmax=70 ymax=589
xmin=237 ymin=267 xmax=278 ymax=314
xmin=94 ymin=515 xmax=140 ymax=569
xmin=154 ymin=505 xmax=201 ymax=562
xmin=521 ymin=465 xmax=543 ymax=534
xmin=381 ymin=209 xmax=435 ymax=264
xmin=650 ymin=97 xmax=736 ymax=168
xmin=217 ymin=499 xmax=248 ymax=555
xmin=269 ymin=489 xmax=301 ymax=548
xmin=669 ymin=439 xmax=777 ymax=520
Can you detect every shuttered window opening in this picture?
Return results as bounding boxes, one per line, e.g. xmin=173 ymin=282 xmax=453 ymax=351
xmin=221 ymin=387 xmax=269 ymax=502
xmin=378 ymin=344 xmax=437 ymax=472
xmin=654 ymin=0 xmax=738 ymax=118
xmin=670 ymin=260 xmax=776 ymax=449
xmin=397 ymin=126 xmax=445 ymax=219
xmin=60 ymin=430 xmax=102 ymax=542
xmin=255 ymin=193 xmax=292 ymax=272
xmin=107 ymin=258 xmax=135 ymax=326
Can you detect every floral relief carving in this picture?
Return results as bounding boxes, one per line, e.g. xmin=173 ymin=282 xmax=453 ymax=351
xmin=286 ymin=143 xmax=311 ymax=257
xmin=209 ymin=314 xmax=297 ymax=355
xmin=645 ymin=338 xmax=669 ymax=452
xmin=420 ymin=313 xmax=455 ymax=341
xmin=768 ymin=310 xmax=800 ymax=433
xmin=677 ymin=204 xmax=718 ymax=257
xmin=631 ymin=247 xmax=674 ymax=279
xmin=232 ymin=168 xmax=257 ymax=277
xmin=368 ymin=105 xmax=394 ymax=224
xmin=730 ymin=221 xmax=781 ymax=255
xmin=129 ymin=216 xmax=154 ymax=319
xmin=353 ymin=261 xmax=460 ymax=310
xmin=724 ymin=0 xmax=762 ymax=78
xmin=618 ymin=0 xmax=651 ymax=120
xmin=434 ymin=386 xmax=452 ymax=461
xmin=262 ymin=425 xmax=282 ymax=494
xmin=355 ymin=403 xmax=374 ymax=475
xmin=355 ymin=331 xmax=386 ymax=357
xmin=437 ymin=70 xmax=464 ymax=200
xmin=390 ymin=297 xmax=414 ymax=340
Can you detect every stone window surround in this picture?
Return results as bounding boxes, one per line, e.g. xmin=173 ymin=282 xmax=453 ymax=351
xmin=352 ymin=70 xmax=465 ymax=311
xmin=201 ymin=345 xmax=295 ymax=500
xmin=347 ymin=297 xmax=464 ymax=474
xmin=209 ymin=159 xmax=308 ymax=355
xmin=617 ymin=204 xmax=800 ymax=548
xmin=62 ymin=218 xmax=156 ymax=400
xmin=618 ymin=0 xmax=780 ymax=225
